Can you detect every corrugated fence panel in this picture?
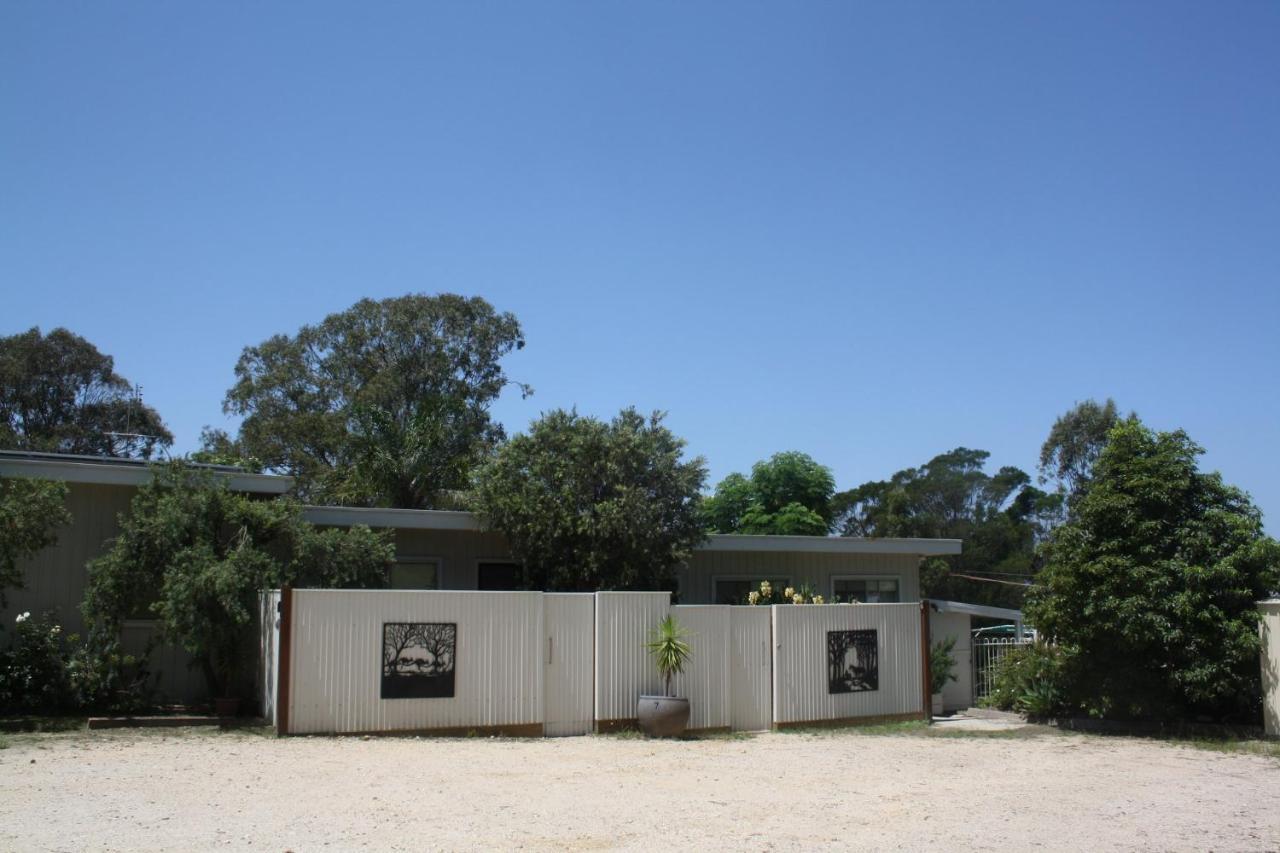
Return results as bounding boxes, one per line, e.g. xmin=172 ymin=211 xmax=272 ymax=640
xmin=671 ymin=605 xmax=730 ymax=731
xmin=729 ymin=607 xmax=772 ymax=731
xmin=259 ymin=590 xmax=280 ymax=725
xmin=772 ymin=603 xmax=923 ymax=726
xmin=593 ymin=592 xmax=671 ymax=724
xmin=1261 ymin=601 xmax=1280 ymax=737
xmin=543 ymin=593 xmax=595 ymax=736
xmin=287 ymin=590 xmax=544 ymax=735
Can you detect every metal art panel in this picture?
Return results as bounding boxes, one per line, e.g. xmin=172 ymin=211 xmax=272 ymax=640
xmin=771 ymin=603 xmax=923 ymax=725
xmin=729 ymin=607 xmax=773 ymax=732
xmin=259 ymin=590 xmax=281 ymax=725
xmin=593 ymin=592 xmax=671 ymax=723
xmin=671 ymin=605 xmax=730 ymax=731
xmin=286 ymin=590 xmax=544 ymax=735
xmin=544 ymin=593 xmax=595 ymax=736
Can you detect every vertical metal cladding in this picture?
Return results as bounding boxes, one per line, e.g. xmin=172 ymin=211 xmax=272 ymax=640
xmin=1260 ymin=601 xmax=1280 ymax=737
xmin=671 ymin=605 xmax=731 ymax=731
xmin=258 ymin=590 xmax=281 ymax=726
xmin=729 ymin=607 xmax=773 ymax=731
xmin=593 ymin=592 xmax=671 ymax=722
xmin=543 ymin=593 xmax=595 ymax=736
xmin=771 ymin=603 xmax=923 ymax=725
xmin=287 ymin=590 xmax=545 ymax=735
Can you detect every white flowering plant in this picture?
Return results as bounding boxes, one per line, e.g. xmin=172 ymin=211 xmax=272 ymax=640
xmin=743 ymin=580 xmax=824 ymax=606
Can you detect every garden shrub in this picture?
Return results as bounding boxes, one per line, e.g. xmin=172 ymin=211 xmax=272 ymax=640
xmin=984 ymin=642 xmax=1068 ymax=717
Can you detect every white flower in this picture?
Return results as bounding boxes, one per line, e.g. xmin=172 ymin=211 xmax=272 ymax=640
xmin=747 ymin=591 xmax=760 ymax=605
xmin=792 ymin=593 xmax=804 ymax=604
xmin=50 ymin=624 xmax=61 ymax=635
xmin=784 ymin=587 xmax=795 ymax=599
xmin=15 ymin=612 xmax=30 ymax=624
xmin=813 ymin=595 xmax=825 ymax=605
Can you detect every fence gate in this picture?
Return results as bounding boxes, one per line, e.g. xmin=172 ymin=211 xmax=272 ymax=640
xmin=971 ymin=636 xmax=1030 ymax=702
xmin=543 ymin=593 xmax=595 ymax=736
xmin=728 ymin=607 xmax=772 ymax=731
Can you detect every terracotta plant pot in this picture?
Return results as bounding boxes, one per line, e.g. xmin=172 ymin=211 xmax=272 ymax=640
xmin=637 ymin=695 xmax=690 ymax=737
xmin=214 ymin=697 xmax=241 ymax=718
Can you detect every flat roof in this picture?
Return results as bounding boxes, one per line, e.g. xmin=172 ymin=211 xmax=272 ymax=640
xmin=928 ymin=599 xmax=1023 ymax=621
xmin=0 ymin=450 xmax=293 ymax=495
xmin=300 ymin=505 xmax=962 ymax=556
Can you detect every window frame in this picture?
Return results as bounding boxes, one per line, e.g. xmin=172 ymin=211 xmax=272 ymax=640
xmin=829 ymin=574 xmax=903 ymax=603
xmin=389 ymin=555 xmax=443 ymax=590
xmin=711 ymin=574 xmax=794 ymax=606
xmin=473 ymin=558 xmax=524 ymax=591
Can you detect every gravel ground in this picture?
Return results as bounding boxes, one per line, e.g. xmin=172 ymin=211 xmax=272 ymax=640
xmin=2 ymin=725 xmax=1278 ymax=852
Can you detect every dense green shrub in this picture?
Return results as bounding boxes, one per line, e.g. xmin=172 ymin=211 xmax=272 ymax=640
xmin=984 ymin=642 xmax=1068 ymax=717
xmin=0 ymin=612 xmax=72 ymax=714
xmin=0 ymin=612 xmax=151 ymax=716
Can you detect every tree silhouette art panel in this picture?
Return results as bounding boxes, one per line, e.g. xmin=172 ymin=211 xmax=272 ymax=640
xmin=827 ymin=629 xmax=878 ymax=693
xmin=382 ymin=622 xmax=457 ymax=699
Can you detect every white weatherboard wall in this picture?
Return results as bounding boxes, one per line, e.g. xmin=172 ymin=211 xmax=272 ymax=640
xmin=928 ymin=610 xmax=973 ymax=711
xmin=729 ymin=607 xmax=772 ymax=731
xmin=593 ymin=592 xmax=672 ymax=724
xmin=671 ymin=605 xmax=731 ymax=731
xmin=1261 ymin=601 xmax=1280 ymax=737
xmin=286 ymin=590 xmax=544 ymax=735
xmin=772 ymin=603 xmax=924 ymax=726
xmin=543 ymin=593 xmax=594 ymax=736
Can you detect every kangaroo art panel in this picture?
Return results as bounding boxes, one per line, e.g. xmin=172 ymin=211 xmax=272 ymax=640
xmin=827 ymin=629 xmax=878 ymax=694
xmin=382 ymin=622 xmax=457 ymax=699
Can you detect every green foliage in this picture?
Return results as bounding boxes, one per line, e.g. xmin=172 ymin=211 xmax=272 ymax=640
xmin=223 ymin=293 xmax=527 ymax=507
xmin=984 ymin=642 xmax=1067 ymax=714
xmin=832 ymin=448 xmax=1062 ymax=608
xmin=704 ymin=451 xmax=835 ymax=535
xmin=1038 ymin=398 xmax=1121 ymax=505
xmin=0 ymin=476 xmax=71 ymax=606
xmin=645 ymin=615 xmax=692 ymax=697
xmin=189 ymin=427 xmax=264 ymax=472
xmin=929 ymin=636 xmax=958 ymax=696
xmin=473 ymin=407 xmax=707 ymax=592
xmin=0 ymin=326 xmax=172 ymax=458
xmin=0 ymin=613 xmax=151 ymax=715
xmin=1026 ymin=417 xmax=1280 ymax=721
xmin=83 ymin=461 xmax=396 ymax=696
xmin=0 ymin=613 xmax=72 ymax=714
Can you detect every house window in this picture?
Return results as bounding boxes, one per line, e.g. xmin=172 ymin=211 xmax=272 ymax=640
xmin=477 ymin=562 xmax=523 ymax=590
xmin=712 ymin=577 xmax=791 ymax=605
xmin=390 ymin=558 xmax=440 ymax=590
xmin=832 ymin=577 xmax=900 ymax=603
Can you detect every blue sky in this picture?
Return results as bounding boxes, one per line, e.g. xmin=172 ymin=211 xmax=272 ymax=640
xmin=3 ymin=2 xmax=1278 ymax=524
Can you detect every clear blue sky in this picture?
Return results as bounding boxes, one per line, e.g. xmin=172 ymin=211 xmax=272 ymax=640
xmin=3 ymin=3 xmax=1278 ymax=524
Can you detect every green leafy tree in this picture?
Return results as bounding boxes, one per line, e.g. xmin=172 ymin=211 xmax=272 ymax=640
xmin=0 ymin=476 xmax=71 ymax=607
xmin=473 ymin=408 xmax=708 ymax=591
xmin=1026 ymin=417 xmax=1280 ymax=721
xmin=0 ymin=327 xmax=173 ymax=458
xmin=1039 ymin=398 xmax=1121 ymax=506
xmin=223 ymin=293 xmax=527 ymax=506
xmin=83 ymin=462 xmax=395 ymax=697
xmin=831 ymin=448 xmax=1062 ymax=608
xmin=188 ymin=427 xmax=263 ymax=472
xmin=703 ymin=452 xmax=835 ymax=535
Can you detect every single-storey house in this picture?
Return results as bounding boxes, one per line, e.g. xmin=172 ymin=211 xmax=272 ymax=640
xmin=1 ymin=450 xmax=962 ymax=703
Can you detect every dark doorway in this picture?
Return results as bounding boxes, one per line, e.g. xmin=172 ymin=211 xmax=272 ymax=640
xmin=477 ymin=562 xmax=523 ymax=590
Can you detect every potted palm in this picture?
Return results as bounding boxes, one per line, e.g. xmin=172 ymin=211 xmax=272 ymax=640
xmin=638 ymin=615 xmax=692 ymax=737
xmin=930 ymin=636 xmax=958 ymax=716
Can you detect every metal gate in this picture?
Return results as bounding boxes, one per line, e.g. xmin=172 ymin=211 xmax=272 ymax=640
xmin=543 ymin=593 xmax=595 ymax=736
xmin=971 ymin=636 xmax=1030 ymax=701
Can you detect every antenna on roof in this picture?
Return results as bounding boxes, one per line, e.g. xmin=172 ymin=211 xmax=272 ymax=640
xmin=105 ymin=383 xmax=166 ymax=458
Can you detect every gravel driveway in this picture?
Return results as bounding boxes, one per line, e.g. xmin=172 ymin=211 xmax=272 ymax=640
xmin=2 ymin=725 xmax=1277 ymax=851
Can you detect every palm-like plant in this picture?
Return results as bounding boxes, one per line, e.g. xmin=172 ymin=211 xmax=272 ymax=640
xmin=646 ymin=615 xmax=692 ymax=697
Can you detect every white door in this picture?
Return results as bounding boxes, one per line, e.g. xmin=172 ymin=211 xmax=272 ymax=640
xmin=543 ymin=593 xmax=594 ymax=736
xmin=729 ymin=607 xmax=772 ymax=731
